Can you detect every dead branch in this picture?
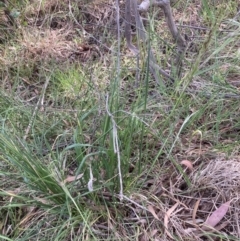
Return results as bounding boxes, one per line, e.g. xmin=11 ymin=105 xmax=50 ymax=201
xmin=124 ymin=0 xmax=186 ymax=83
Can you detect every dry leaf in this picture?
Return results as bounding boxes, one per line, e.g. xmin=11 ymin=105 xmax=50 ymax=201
xmin=192 ymin=199 xmax=201 ymax=224
xmin=164 ymin=202 xmax=179 ymax=239
xmin=64 ymin=174 xmax=83 ymax=183
xmin=204 ymin=201 xmax=231 ymax=228
xmin=148 ymin=205 xmax=159 ymax=220
xmin=180 ymin=160 xmax=193 ymax=171
xmin=150 ymin=229 xmax=158 ymax=237
xmin=87 ymin=164 xmax=94 ymax=192
xmin=215 ymin=221 xmax=229 ymax=231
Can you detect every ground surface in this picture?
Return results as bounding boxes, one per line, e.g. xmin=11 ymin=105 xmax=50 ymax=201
xmin=0 ymin=0 xmax=240 ymax=240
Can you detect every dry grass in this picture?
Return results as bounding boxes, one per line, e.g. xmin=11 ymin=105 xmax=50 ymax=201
xmin=1 ymin=0 xmax=240 ymax=240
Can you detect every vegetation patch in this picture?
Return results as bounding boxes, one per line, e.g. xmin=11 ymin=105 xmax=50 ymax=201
xmin=0 ymin=0 xmax=240 ymax=240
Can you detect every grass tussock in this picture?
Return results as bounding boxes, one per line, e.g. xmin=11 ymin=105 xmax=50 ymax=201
xmin=0 ymin=0 xmax=240 ymax=240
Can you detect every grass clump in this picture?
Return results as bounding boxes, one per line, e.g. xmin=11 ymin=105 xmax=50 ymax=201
xmin=0 ymin=0 xmax=240 ymax=240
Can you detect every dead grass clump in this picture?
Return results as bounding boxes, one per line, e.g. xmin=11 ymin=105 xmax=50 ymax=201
xmin=192 ymin=157 xmax=240 ymax=197
xmin=1 ymin=26 xmax=101 ymax=73
xmin=154 ymin=157 xmax=240 ymax=240
xmin=186 ymin=157 xmax=240 ymax=239
xmin=20 ymin=27 xmax=78 ymax=62
xmin=23 ymin=0 xmax=69 ymax=19
xmin=120 ymin=156 xmax=240 ymax=240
